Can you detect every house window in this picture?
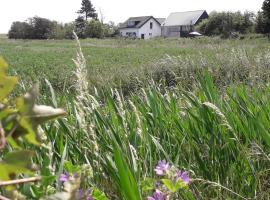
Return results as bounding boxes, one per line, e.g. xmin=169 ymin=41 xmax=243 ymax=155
xmin=149 ymin=33 xmax=152 ymax=36
xmin=127 ymin=21 xmax=135 ymax=27
xmin=126 ymin=32 xmax=136 ymax=37
xmin=150 ymin=22 xmax=153 ymax=29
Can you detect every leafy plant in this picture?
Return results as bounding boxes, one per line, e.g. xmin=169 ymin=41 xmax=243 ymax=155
xmin=0 ymin=57 xmax=66 ymax=199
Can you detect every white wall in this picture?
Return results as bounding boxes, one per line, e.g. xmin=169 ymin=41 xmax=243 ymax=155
xmin=138 ymin=18 xmax=161 ymax=39
xmin=119 ymin=28 xmax=139 ymax=38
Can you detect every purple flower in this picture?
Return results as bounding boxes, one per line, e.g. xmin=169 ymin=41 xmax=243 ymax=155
xmin=155 ymin=181 xmax=161 ymax=188
xmin=147 ymin=190 xmax=166 ymax=200
xmin=86 ymin=196 xmax=93 ymax=200
xmin=59 ymin=173 xmax=69 ymax=183
xmin=176 ymin=171 xmax=190 ymax=184
xmin=76 ymin=189 xmax=85 ymax=199
xmin=75 ymin=189 xmax=93 ymax=200
xmin=154 ymin=160 xmax=170 ymax=176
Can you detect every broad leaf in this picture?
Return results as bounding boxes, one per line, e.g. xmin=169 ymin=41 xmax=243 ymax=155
xmin=162 ymin=179 xmax=177 ymax=192
xmin=0 ymin=150 xmax=35 ymax=181
xmin=140 ymin=178 xmax=155 ymax=192
xmin=13 ymin=85 xmax=65 ymax=145
xmin=0 ymin=57 xmax=18 ymax=101
xmin=92 ymin=188 xmax=108 ymax=200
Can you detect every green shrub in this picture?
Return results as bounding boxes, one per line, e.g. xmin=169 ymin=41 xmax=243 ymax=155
xmin=196 ymin=11 xmax=255 ymax=38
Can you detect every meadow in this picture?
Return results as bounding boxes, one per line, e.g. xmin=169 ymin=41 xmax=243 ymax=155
xmin=1 ymin=36 xmax=269 ymax=94
xmin=0 ymin=36 xmax=270 ymax=200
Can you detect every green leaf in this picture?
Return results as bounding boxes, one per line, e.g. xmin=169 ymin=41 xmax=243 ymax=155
xmin=18 ymin=116 xmax=40 ymax=145
xmin=113 ymin=142 xmax=142 ymax=200
xmin=64 ymin=161 xmax=81 ymax=174
xmin=140 ymin=178 xmax=156 ymax=192
xmin=162 ymin=179 xmax=177 ymax=192
xmin=41 ymin=175 xmax=56 ymax=188
xmin=162 ymin=179 xmax=187 ymax=193
xmin=0 ymin=150 xmax=35 ymax=181
xmin=0 ymin=75 xmax=18 ymax=102
xmin=0 ymin=57 xmax=18 ymax=101
xmin=92 ymin=188 xmax=108 ymax=200
xmin=3 ymin=150 xmax=34 ymax=167
xmin=13 ymin=85 xmax=65 ymax=145
xmin=175 ymin=179 xmax=188 ymax=190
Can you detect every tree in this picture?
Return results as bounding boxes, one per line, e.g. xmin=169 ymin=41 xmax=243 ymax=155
xmin=77 ymin=0 xmax=98 ymax=21
xmin=262 ymin=0 xmax=270 ymax=21
xmin=8 ymin=21 xmax=32 ymax=39
xmin=196 ymin=11 xmax=255 ymax=38
xmin=85 ymin=20 xmax=104 ymax=38
xmin=75 ymin=16 xmax=87 ymax=38
xmin=262 ymin=0 xmax=270 ymax=33
xmin=256 ymin=11 xmax=268 ymax=33
xmin=28 ymin=17 xmax=55 ymax=39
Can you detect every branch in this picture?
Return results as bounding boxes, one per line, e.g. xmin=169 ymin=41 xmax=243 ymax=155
xmin=0 ymin=195 xmax=10 ymax=200
xmin=0 ymin=176 xmax=41 ymax=187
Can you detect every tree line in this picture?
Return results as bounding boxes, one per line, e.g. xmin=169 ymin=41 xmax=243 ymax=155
xmin=8 ymin=0 xmax=270 ymax=40
xmin=8 ymin=0 xmax=118 ymax=39
xmin=196 ymin=0 xmax=270 ymax=38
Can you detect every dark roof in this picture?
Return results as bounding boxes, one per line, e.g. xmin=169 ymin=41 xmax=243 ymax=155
xmin=119 ymin=16 xmax=161 ymax=29
xmin=164 ymin=10 xmax=208 ymax=26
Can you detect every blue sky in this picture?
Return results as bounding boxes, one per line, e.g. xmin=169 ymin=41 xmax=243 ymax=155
xmin=0 ymin=0 xmax=264 ymax=33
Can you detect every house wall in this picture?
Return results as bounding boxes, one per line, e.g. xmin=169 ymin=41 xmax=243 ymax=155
xmin=138 ymin=19 xmax=161 ymax=39
xmin=162 ymin=25 xmax=193 ymax=37
xmin=119 ymin=28 xmax=139 ymax=38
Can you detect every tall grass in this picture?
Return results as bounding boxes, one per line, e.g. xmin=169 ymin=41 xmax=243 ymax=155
xmin=11 ymin=37 xmax=269 ymax=199
xmin=41 ymin=69 xmax=270 ymax=199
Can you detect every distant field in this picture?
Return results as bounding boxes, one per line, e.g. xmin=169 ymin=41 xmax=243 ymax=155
xmin=0 ymin=34 xmax=7 ymax=39
xmin=0 ymin=36 xmax=269 ymax=93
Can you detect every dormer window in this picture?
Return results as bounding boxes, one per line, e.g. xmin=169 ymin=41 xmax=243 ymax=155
xmin=150 ymin=22 xmax=153 ymax=29
xmin=127 ymin=21 xmax=135 ymax=27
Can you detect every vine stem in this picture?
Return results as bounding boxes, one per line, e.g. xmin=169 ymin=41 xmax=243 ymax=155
xmin=0 ymin=176 xmax=41 ymax=187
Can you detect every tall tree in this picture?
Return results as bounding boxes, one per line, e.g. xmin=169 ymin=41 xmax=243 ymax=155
xmin=256 ymin=11 xmax=268 ymax=33
xmin=77 ymin=0 xmax=98 ymax=21
xmin=262 ymin=0 xmax=270 ymax=21
xmin=75 ymin=16 xmax=87 ymax=38
xmin=262 ymin=0 xmax=270 ymax=33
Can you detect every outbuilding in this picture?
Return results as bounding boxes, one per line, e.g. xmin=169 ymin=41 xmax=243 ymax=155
xmin=162 ymin=10 xmax=208 ymax=37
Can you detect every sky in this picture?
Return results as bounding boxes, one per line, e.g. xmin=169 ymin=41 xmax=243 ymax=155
xmin=0 ymin=0 xmax=265 ymax=33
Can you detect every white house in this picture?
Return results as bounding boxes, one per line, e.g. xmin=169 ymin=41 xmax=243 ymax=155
xmin=119 ymin=16 xmax=165 ymax=39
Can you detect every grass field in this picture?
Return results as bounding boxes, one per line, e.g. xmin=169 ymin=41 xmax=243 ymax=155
xmin=0 ymin=36 xmax=270 ymax=199
xmin=1 ymin=36 xmax=269 ymax=93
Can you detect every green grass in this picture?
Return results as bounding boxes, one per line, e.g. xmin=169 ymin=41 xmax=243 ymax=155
xmin=41 ymin=72 xmax=270 ymax=199
xmin=1 ymin=36 xmax=270 ymax=199
xmin=0 ymin=37 xmax=269 ymax=93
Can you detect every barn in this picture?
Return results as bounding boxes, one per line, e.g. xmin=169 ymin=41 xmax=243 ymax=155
xmin=162 ymin=10 xmax=208 ymax=37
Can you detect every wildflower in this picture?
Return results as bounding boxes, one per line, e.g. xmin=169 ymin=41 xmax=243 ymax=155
xmin=155 ymin=181 xmax=161 ymax=188
xmin=75 ymin=189 xmax=93 ymax=200
xmin=176 ymin=171 xmax=190 ymax=184
xmin=154 ymin=160 xmax=170 ymax=176
xmin=59 ymin=173 xmax=69 ymax=183
xmin=147 ymin=190 xmax=166 ymax=200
